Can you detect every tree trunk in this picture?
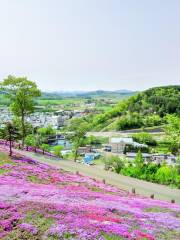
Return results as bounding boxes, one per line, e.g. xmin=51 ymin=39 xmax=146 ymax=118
xmin=9 ymin=140 xmax=12 ymax=156
xmin=74 ymin=149 xmax=78 ymax=162
xmin=21 ymin=114 xmax=25 ymax=146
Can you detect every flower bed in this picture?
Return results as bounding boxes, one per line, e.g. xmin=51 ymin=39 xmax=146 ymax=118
xmin=0 ymin=146 xmax=180 ymax=239
xmin=0 ymin=139 xmax=54 ymax=157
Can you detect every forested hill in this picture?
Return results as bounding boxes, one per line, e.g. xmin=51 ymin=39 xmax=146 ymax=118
xmin=132 ymin=85 xmax=180 ymax=116
xmin=89 ymin=85 xmax=180 ymax=131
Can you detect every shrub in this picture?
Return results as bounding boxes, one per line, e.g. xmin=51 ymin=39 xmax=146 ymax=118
xmin=103 ymin=156 xmax=125 ymax=173
xmin=155 ymin=166 xmax=177 ymax=185
xmin=52 ymin=145 xmax=63 ymax=157
xmin=132 ymin=132 xmax=157 ymax=146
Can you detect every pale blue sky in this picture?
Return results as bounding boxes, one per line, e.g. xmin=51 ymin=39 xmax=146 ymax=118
xmin=0 ymin=0 xmax=179 ymax=91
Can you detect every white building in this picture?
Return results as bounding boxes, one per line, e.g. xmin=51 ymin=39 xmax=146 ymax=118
xmin=109 ymin=137 xmax=147 ymax=153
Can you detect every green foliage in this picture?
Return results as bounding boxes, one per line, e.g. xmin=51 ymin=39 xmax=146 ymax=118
xmin=104 ymin=155 xmax=125 ymax=173
xmin=116 ymin=113 xmax=142 ymax=130
xmin=40 ymin=144 xmax=50 ymax=153
xmin=13 ymin=117 xmax=33 ymax=139
xmin=86 ymin=135 xmax=108 ymax=146
xmin=153 ymin=141 xmax=170 ymax=154
xmin=103 ymin=234 xmax=124 ymax=240
xmin=134 ymin=150 xmax=143 ymax=168
xmin=0 ymin=122 xmax=20 ymax=156
xmin=68 ymin=118 xmax=90 ymax=161
xmin=176 ymin=155 xmax=180 ymax=175
xmin=155 ymin=165 xmax=178 ymax=185
xmin=164 ymin=115 xmax=180 ymax=155
xmin=0 ymin=75 xmax=41 ymax=145
xmin=89 ymin=85 xmax=180 ymax=131
xmin=37 ymin=126 xmax=55 ymax=137
xmin=52 ymin=145 xmax=63 ymax=157
xmin=132 ymin=132 xmax=157 ymax=146
xmin=24 ymin=134 xmax=36 ymax=147
xmin=143 ymin=114 xmax=162 ymax=127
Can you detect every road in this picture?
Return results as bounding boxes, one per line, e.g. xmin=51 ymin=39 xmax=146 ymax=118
xmin=14 ymin=149 xmax=180 ymax=204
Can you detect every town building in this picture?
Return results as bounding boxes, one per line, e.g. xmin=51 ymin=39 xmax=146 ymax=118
xmin=109 ymin=137 xmax=147 ymax=153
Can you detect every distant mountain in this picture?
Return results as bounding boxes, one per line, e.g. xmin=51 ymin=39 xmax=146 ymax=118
xmin=40 ymin=90 xmax=136 ymax=99
xmin=115 ymin=89 xmax=135 ymax=94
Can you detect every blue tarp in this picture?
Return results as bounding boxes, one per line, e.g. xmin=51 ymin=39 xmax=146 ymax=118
xmin=83 ymin=155 xmax=94 ymax=164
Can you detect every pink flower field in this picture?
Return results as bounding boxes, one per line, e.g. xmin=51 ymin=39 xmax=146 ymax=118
xmin=0 ymin=146 xmax=180 ymax=240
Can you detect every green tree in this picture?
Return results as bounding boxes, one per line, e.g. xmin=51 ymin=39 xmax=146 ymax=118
xmin=155 ymin=165 xmax=177 ymax=185
xmin=0 ymin=122 xmax=19 ymax=156
xmin=103 ymin=155 xmax=125 ymax=173
xmin=68 ymin=118 xmax=89 ymax=162
xmin=164 ymin=115 xmax=180 ymax=155
xmin=52 ymin=145 xmax=63 ymax=157
xmin=24 ymin=134 xmax=36 ymax=151
xmin=40 ymin=143 xmax=50 ymax=154
xmin=37 ymin=125 xmax=55 ymax=137
xmin=132 ymin=150 xmax=144 ymax=177
xmin=134 ymin=150 xmax=143 ymax=168
xmin=13 ymin=117 xmax=33 ymax=140
xmin=37 ymin=125 xmax=55 ymax=146
xmin=132 ymin=132 xmax=157 ymax=146
xmin=176 ymin=155 xmax=180 ymax=175
xmin=0 ymin=75 xmax=41 ymax=145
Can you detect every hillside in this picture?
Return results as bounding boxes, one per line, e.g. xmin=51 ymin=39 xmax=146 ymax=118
xmin=0 ymin=146 xmax=180 ymax=239
xmin=89 ymin=85 xmax=180 ymax=131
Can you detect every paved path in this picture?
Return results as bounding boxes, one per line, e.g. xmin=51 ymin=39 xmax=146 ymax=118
xmin=87 ymin=131 xmax=165 ymax=138
xmin=15 ymin=149 xmax=180 ymax=204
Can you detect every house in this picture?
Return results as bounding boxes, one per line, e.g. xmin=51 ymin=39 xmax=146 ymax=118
xmin=126 ymin=152 xmax=152 ymax=162
xmin=126 ymin=153 xmax=177 ymax=165
xmin=152 ymin=154 xmax=177 ymax=165
xmin=109 ymin=137 xmax=147 ymax=153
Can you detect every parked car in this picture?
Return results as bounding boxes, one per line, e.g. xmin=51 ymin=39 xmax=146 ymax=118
xmin=103 ymin=145 xmax=111 ymax=152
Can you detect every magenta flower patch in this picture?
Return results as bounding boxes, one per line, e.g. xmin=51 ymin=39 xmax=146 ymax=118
xmin=0 ymin=146 xmax=180 ymax=239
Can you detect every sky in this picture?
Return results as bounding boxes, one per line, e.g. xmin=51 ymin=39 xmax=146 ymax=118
xmin=0 ymin=0 xmax=180 ymax=91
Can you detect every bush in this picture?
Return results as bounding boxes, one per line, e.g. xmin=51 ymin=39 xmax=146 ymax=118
xmin=132 ymin=132 xmax=157 ymax=146
xmin=116 ymin=113 xmax=142 ymax=130
xmin=103 ymin=156 xmax=125 ymax=173
xmin=52 ymin=145 xmax=63 ymax=157
xmin=155 ymin=166 xmax=177 ymax=185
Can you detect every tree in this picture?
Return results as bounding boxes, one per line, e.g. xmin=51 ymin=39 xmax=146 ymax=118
xmin=24 ymin=134 xmax=36 ymax=151
xmin=37 ymin=125 xmax=55 ymax=144
xmin=0 ymin=75 xmax=41 ymax=145
xmin=37 ymin=125 xmax=55 ymax=138
xmin=0 ymin=122 xmax=19 ymax=156
xmin=52 ymin=145 xmax=63 ymax=158
xmin=68 ymin=118 xmax=89 ymax=161
xmin=164 ymin=115 xmax=180 ymax=155
xmin=104 ymin=156 xmax=125 ymax=174
xmin=132 ymin=132 xmax=157 ymax=146
xmin=133 ymin=150 xmax=144 ymax=177
xmin=40 ymin=143 xmax=50 ymax=154
xmin=13 ymin=117 xmax=33 ymax=141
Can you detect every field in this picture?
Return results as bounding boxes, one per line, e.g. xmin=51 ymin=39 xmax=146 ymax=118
xmin=0 ymin=146 xmax=180 ymax=240
xmin=36 ymin=98 xmax=83 ymax=106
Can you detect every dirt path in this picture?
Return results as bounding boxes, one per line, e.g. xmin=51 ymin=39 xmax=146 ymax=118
xmin=15 ymin=149 xmax=180 ymax=204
